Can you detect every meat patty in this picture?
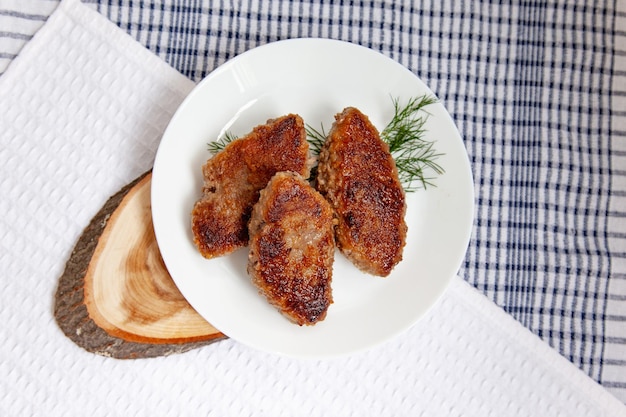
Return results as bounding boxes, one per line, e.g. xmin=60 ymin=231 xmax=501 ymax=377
xmin=192 ymin=114 xmax=310 ymax=259
xmin=248 ymin=171 xmax=335 ymax=325
xmin=316 ymin=107 xmax=407 ymax=277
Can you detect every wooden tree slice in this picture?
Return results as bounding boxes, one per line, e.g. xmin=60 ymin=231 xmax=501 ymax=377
xmin=54 ymin=171 xmax=226 ymax=359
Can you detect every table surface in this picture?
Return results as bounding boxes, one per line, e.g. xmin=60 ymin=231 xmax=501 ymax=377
xmin=2 ymin=0 xmax=626 ymax=408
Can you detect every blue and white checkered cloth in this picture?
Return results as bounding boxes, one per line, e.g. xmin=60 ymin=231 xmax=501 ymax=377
xmin=3 ymin=0 xmax=626 ymax=403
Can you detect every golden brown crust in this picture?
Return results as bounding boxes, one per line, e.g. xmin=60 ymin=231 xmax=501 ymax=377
xmin=316 ymin=107 xmax=407 ymax=277
xmin=248 ymin=172 xmax=335 ymax=325
xmin=192 ymin=115 xmax=310 ymax=259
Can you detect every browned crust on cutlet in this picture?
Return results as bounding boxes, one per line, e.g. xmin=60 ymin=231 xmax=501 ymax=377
xmin=192 ymin=115 xmax=310 ymax=259
xmin=316 ymin=107 xmax=407 ymax=277
xmin=248 ymin=172 xmax=335 ymax=325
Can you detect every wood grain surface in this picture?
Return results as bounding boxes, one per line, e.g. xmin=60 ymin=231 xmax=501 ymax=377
xmin=54 ymin=172 xmax=226 ymax=359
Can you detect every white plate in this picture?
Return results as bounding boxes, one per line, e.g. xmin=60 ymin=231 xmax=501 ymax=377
xmin=152 ymin=38 xmax=474 ymax=358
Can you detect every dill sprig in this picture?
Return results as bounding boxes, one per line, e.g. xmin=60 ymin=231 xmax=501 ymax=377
xmin=380 ymin=95 xmax=444 ymax=191
xmin=305 ymin=123 xmax=327 ymax=156
xmin=207 ymin=131 xmax=238 ymax=154
xmin=304 ymin=124 xmax=328 ymax=183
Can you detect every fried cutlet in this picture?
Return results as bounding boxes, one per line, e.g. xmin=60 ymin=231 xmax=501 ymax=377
xmin=316 ymin=107 xmax=407 ymax=277
xmin=248 ymin=171 xmax=335 ymax=325
xmin=191 ymin=114 xmax=310 ymax=259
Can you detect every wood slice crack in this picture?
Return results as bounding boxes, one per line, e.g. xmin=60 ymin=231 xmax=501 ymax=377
xmin=54 ymin=171 xmax=226 ymax=359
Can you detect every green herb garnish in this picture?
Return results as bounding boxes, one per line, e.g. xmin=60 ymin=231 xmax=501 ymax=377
xmin=305 ymin=123 xmax=327 ymax=156
xmin=207 ymin=131 xmax=238 ymax=154
xmin=381 ymin=95 xmax=444 ymax=191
